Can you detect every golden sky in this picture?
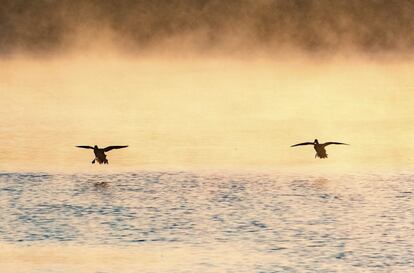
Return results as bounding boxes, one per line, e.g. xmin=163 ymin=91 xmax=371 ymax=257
xmin=1 ymin=55 xmax=413 ymax=172
xmin=1 ymin=1 xmax=414 ymax=172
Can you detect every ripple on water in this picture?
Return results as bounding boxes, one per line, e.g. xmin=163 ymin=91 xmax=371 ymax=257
xmin=0 ymin=171 xmax=413 ymax=272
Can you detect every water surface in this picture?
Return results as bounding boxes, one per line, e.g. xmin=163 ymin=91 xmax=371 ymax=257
xmin=0 ymin=171 xmax=413 ymax=272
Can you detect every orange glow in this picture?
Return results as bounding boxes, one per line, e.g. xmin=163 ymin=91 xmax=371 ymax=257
xmin=1 ymin=55 xmax=413 ymax=172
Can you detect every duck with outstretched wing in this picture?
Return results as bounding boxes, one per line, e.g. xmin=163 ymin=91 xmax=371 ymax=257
xmin=76 ymin=145 xmax=128 ymax=164
xmin=291 ymin=139 xmax=348 ymax=158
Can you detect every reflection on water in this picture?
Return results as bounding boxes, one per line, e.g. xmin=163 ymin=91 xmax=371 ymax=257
xmin=0 ymin=171 xmax=413 ymax=272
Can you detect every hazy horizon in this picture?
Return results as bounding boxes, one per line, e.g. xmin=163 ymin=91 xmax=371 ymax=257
xmin=1 ymin=55 xmax=414 ymax=173
xmin=2 ymin=0 xmax=414 ymax=172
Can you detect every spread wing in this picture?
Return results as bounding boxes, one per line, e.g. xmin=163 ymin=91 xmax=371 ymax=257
xmin=103 ymin=145 xmax=128 ymax=152
xmin=290 ymin=142 xmax=314 ymax=147
xmin=76 ymin=145 xmax=94 ymax=149
xmin=322 ymin=142 xmax=349 ymax=146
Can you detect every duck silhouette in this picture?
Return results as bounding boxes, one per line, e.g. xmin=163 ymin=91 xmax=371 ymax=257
xmin=291 ymin=139 xmax=348 ymax=158
xmin=76 ymin=145 xmax=128 ymax=164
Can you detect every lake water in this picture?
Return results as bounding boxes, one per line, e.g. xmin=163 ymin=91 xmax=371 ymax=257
xmin=0 ymin=171 xmax=413 ymax=272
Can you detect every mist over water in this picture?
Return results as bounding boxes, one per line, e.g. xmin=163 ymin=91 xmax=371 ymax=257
xmin=2 ymin=1 xmax=414 ymax=172
xmin=2 ymin=0 xmax=414 ymax=57
xmin=2 ymin=57 xmax=414 ymax=172
xmin=1 ymin=2 xmax=414 ymax=272
xmin=0 ymin=171 xmax=413 ymax=272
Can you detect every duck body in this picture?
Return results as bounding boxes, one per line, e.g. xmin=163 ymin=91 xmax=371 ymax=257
xmin=314 ymin=143 xmax=328 ymax=158
xmin=93 ymin=146 xmax=109 ymax=164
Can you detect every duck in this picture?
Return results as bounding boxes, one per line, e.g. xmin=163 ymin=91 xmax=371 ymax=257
xmin=291 ymin=139 xmax=348 ymax=158
xmin=76 ymin=145 xmax=128 ymax=164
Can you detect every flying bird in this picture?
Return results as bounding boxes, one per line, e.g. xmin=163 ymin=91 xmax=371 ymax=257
xmin=76 ymin=145 xmax=128 ymax=164
xmin=291 ymin=139 xmax=348 ymax=158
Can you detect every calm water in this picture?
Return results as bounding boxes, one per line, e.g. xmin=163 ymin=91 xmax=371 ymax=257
xmin=0 ymin=171 xmax=413 ymax=272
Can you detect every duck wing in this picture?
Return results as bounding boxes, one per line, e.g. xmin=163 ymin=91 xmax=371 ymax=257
xmin=76 ymin=145 xmax=94 ymax=149
xmin=103 ymin=145 xmax=128 ymax=152
xmin=290 ymin=142 xmax=314 ymax=147
xmin=322 ymin=142 xmax=349 ymax=146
